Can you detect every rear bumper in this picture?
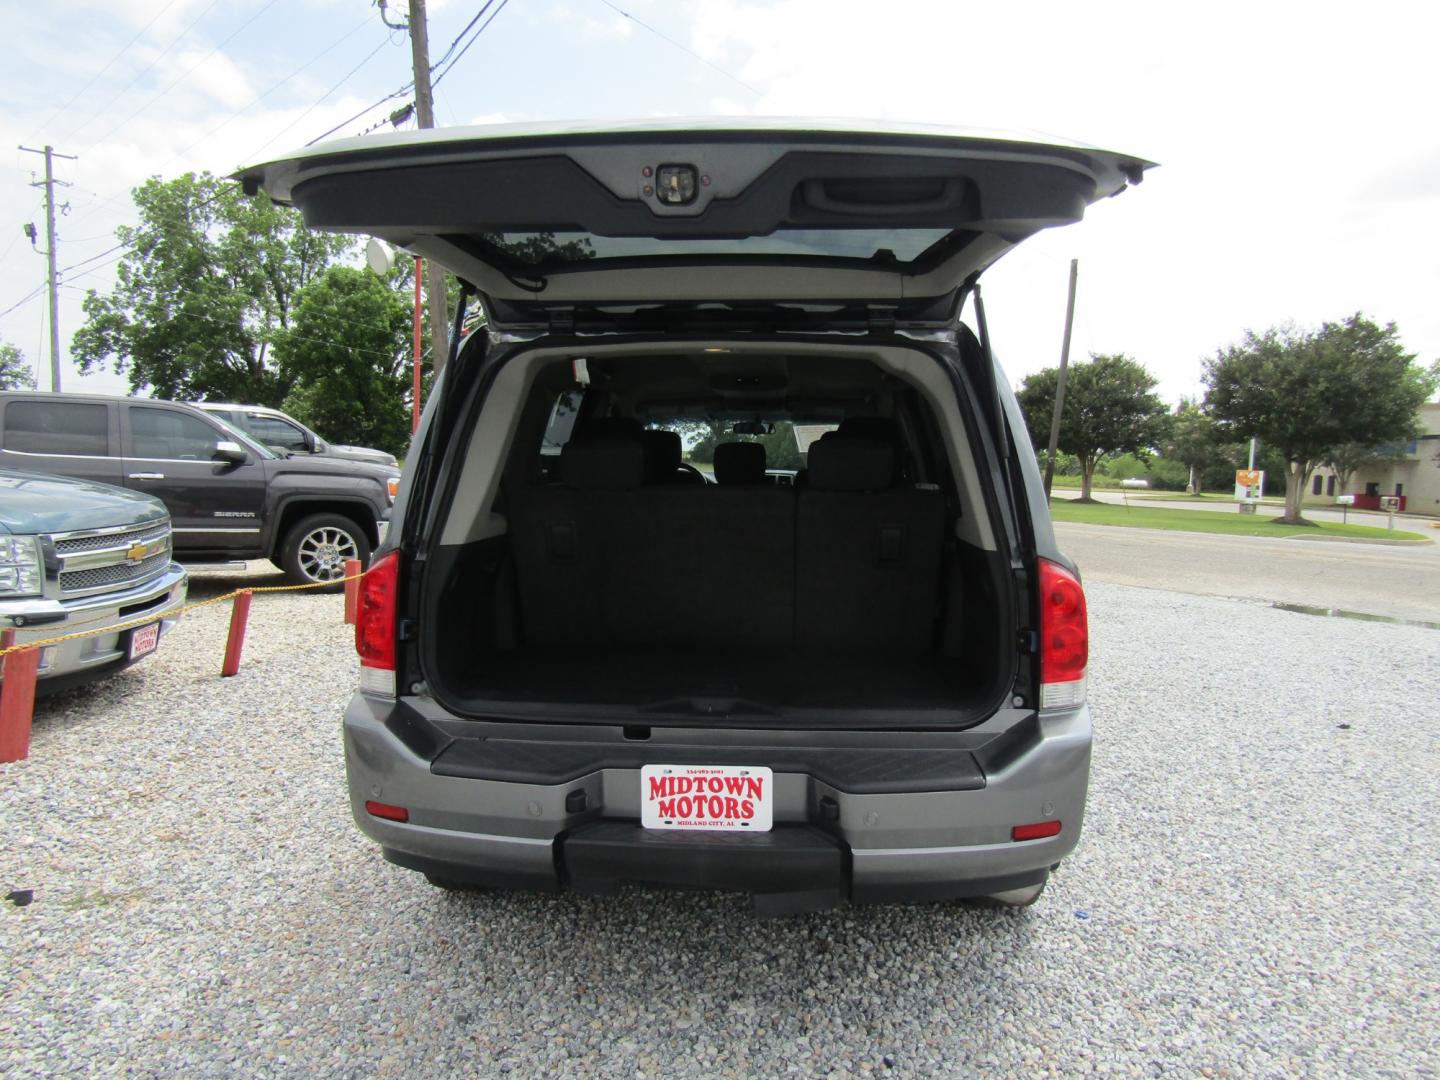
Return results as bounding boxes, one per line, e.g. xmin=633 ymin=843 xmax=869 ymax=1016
xmin=0 ymin=563 xmax=187 ymax=687
xmin=344 ymin=694 xmax=1091 ymax=911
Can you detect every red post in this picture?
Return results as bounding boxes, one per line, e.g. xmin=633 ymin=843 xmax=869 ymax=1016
xmin=221 ymin=590 xmax=253 ymax=678
xmin=343 ymin=559 xmax=362 ymax=625
xmin=412 ymin=255 xmax=424 ymax=435
xmin=0 ymin=629 xmax=39 ymax=763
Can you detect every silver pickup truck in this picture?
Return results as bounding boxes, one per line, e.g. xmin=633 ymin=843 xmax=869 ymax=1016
xmin=0 ymin=468 xmax=187 ymax=692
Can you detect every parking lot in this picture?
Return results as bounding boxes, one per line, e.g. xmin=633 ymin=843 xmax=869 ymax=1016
xmin=3 ymin=540 xmax=1439 ymax=1077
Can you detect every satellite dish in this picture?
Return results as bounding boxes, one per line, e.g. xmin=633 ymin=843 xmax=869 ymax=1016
xmin=365 ymin=238 xmax=395 ymax=276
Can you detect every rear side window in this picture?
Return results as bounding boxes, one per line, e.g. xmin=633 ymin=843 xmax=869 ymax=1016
xmin=129 ymin=407 xmax=220 ymax=460
xmin=540 ymin=390 xmax=583 ymax=456
xmin=3 ymin=401 xmax=109 ymax=456
xmin=246 ymin=414 xmax=308 ymax=452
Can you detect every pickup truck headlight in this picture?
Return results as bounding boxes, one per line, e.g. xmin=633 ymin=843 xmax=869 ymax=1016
xmin=386 ymin=477 xmax=400 ymax=502
xmin=0 ymin=537 xmax=43 ymax=597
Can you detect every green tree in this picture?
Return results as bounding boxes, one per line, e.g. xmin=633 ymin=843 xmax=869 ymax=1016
xmin=1203 ymin=315 xmax=1436 ymax=524
xmin=73 ymin=172 xmax=352 ymax=403
xmin=1016 ymin=353 xmax=1170 ymax=501
xmin=0 ymin=342 xmax=34 ymax=389
xmin=1163 ymin=398 xmax=1220 ymax=494
xmin=275 ymin=266 xmax=415 ymax=458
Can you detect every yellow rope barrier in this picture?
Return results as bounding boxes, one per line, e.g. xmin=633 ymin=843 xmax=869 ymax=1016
xmin=0 ymin=570 xmax=367 ymax=659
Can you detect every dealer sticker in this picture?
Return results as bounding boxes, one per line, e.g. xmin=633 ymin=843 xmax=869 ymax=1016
xmin=640 ymin=764 xmax=773 ymax=832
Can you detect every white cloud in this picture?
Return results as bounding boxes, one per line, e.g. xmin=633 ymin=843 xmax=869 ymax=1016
xmin=167 ymin=49 xmax=256 ymax=111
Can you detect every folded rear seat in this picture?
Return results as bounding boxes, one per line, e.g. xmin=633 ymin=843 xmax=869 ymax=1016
xmin=796 ymin=437 xmax=945 ymax=652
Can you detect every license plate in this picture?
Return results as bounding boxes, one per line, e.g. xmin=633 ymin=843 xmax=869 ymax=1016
xmin=640 ymin=764 xmax=774 ymax=832
xmin=128 ymin=622 xmax=161 ymax=660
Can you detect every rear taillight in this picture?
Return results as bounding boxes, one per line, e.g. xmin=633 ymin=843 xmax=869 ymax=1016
xmin=356 ymin=550 xmax=399 ymax=696
xmin=1038 ymin=557 xmax=1088 ymax=709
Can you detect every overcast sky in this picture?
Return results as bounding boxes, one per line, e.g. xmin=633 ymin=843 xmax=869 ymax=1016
xmin=2 ymin=0 xmax=1436 ymax=404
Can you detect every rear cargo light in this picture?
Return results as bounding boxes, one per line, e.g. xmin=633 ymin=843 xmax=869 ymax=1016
xmin=365 ymin=800 xmax=409 ymax=822
xmin=1038 ymin=557 xmax=1088 ymax=709
xmin=356 ymin=550 xmax=399 ymax=696
xmin=1012 ymin=820 xmax=1062 ymax=841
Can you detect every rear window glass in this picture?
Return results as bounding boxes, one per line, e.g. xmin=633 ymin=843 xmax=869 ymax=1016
xmin=245 ymin=414 xmax=308 ymax=452
xmin=3 ymin=401 xmax=109 ymax=456
xmin=484 ymin=228 xmax=951 ymax=269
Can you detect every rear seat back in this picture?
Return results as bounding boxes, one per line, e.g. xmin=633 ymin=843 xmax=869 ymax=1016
xmin=510 ymin=437 xmax=646 ymax=645
xmin=512 ymin=436 xmax=793 ymax=651
xmin=512 ymin=429 xmax=943 ymax=655
xmin=797 ymin=437 xmax=945 ymax=652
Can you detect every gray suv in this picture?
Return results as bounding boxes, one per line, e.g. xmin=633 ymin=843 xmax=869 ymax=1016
xmin=194 ymin=403 xmax=398 ymax=468
xmin=241 ymin=120 xmax=1148 ymax=913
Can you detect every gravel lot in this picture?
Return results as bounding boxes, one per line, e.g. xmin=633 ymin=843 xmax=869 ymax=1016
xmin=3 ymin=566 xmax=1438 ymax=1077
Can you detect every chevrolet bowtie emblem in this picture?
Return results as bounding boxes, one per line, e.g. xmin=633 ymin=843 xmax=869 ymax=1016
xmin=126 ymin=542 xmax=152 ymax=563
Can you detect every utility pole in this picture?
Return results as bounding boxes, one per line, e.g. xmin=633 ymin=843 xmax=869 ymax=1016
xmin=19 ymin=144 xmax=76 ymax=392
xmin=1043 ymin=258 xmax=1079 ymax=498
xmin=406 ymin=0 xmax=452 ymax=378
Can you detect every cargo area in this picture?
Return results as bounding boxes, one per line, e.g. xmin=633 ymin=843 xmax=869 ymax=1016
xmin=417 ymin=346 xmax=1018 ymax=725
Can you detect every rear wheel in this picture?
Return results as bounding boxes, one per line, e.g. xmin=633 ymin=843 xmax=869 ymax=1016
xmin=279 ymin=513 xmax=371 ymax=589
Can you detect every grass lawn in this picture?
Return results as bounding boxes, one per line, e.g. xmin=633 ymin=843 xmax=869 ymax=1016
xmin=1049 ymin=498 xmax=1429 ymax=542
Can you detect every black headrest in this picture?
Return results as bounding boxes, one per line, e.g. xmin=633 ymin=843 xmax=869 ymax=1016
xmin=713 ymin=441 xmax=767 ymax=485
xmin=806 ymin=436 xmax=896 ymax=492
xmin=581 ymin=416 xmax=644 ymax=440
xmin=836 ymin=416 xmax=898 ymax=442
xmin=560 ymin=439 xmax=645 ymax=489
xmin=641 ymin=429 xmax=682 ymax=483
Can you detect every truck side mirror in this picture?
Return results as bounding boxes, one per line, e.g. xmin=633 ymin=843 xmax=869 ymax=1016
xmin=213 ymin=440 xmax=249 ymax=466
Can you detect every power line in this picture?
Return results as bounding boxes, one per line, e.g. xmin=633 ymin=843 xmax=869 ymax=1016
xmin=594 ymin=0 xmax=764 ymax=99
xmin=58 ymin=242 xmax=132 ymax=276
xmin=57 ymin=0 xmax=227 ymax=146
xmin=0 ymin=284 xmax=47 ymax=321
xmin=300 ymin=0 xmax=510 ymax=148
xmin=432 ymin=1 xmax=498 ymax=71
xmin=432 ymin=0 xmax=510 ymax=88
xmin=65 ymin=16 xmax=383 ymax=230
xmin=71 ymin=0 xmax=286 ymax=159
xmin=300 ymin=60 xmax=414 ymax=147
xmin=24 ymin=0 xmax=185 ymax=144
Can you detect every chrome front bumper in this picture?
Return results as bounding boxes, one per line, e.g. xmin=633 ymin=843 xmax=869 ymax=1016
xmin=0 ymin=562 xmax=188 ymax=682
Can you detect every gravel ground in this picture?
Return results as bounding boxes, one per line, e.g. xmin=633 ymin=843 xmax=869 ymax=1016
xmin=2 ymin=567 xmax=1438 ymax=1077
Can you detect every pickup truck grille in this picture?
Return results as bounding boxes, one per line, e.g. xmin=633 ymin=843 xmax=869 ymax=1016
xmin=60 ymin=551 xmax=172 ymax=594
xmin=52 ymin=521 xmax=174 ymax=598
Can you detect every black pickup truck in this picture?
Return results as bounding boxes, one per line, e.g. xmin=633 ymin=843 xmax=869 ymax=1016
xmin=0 ymin=393 xmax=399 ymax=586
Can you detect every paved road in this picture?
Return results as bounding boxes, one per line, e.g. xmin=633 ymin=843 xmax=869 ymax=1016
xmin=1056 ymin=520 xmax=1440 ymax=623
xmin=1071 ymin=490 xmax=1440 ymax=540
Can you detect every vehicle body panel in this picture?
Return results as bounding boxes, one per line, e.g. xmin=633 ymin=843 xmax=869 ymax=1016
xmin=0 ymin=467 xmax=187 ymax=688
xmin=196 ymin=402 xmax=398 ymax=467
xmin=238 ymin=118 xmax=1152 ymax=329
xmin=234 ymin=119 xmax=1137 ymax=909
xmin=0 ymin=393 xmax=397 ymax=569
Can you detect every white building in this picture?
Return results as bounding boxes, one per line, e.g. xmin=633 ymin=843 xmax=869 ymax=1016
xmin=1309 ymin=402 xmax=1440 ymax=514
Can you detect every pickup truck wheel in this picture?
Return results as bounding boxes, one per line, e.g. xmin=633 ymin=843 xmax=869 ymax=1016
xmin=280 ymin=513 xmax=371 ymax=589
